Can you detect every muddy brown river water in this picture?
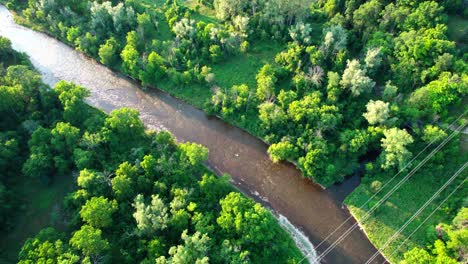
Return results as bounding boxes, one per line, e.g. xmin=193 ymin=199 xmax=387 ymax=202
xmin=0 ymin=6 xmax=385 ymax=263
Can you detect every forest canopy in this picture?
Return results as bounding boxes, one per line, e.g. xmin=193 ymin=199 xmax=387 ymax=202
xmin=1 ymin=0 xmax=467 ymax=262
xmin=0 ymin=36 xmax=303 ymax=263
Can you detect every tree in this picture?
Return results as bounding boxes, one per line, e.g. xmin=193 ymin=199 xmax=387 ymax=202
xmin=221 ymin=194 xmax=276 ymax=243
xmin=22 ymin=152 xmax=54 ymax=181
xmin=277 ymin=90 xmax=297 ymax=109
xmin=172 ymin=18 xmax=196 ymax=40
xmin=364 ymin=47 xmax=382 ymax=72
xmin=89 ymin=1 xmax=113 ymax=36
xmin=0 ymin=84 xmax=26 ymax=124
xmin=352 ymin=0 xmax=382 ymax=37
xmin=179 ymin=142 xmax=208 ymax=166
xmin=54 ymin=81 xmax=90 ymax=126
xmin=157 ymin=230 xmax=211 ymax=264
xmin=217 ymin=192 xmax=280 ymax=260
xmin=256 ymin=64 xmax=277 ymax=102
xmin=275 ymin=43 xmax=302 ymax=73
xmin=409 ymin=72 xmax=466 ymax=116
xmin=110 ymin=3 xmax=136 ymax=35
xmin=75 ymin=32 xmax=98 ymax=56
xmin=50 ymin=122 xmax=80 ymax=174
xmin=363 ymin=100 xmax=390 ymax=125
xmin=268 ymin=140 xmax=298 ymax=163
xmin=51 ymin=122 xmax=80 ymax=156
xmin=198 ymin=174 xmax=231 ymax=207
xmin=340 ymin=59 xmax=375 ymax=96
xmin=4 ymin=65 xmax=42 ymax=97
xmin=137 ymin=13 xmax=154 ymax=41
xmin=103 ymin=108 xmax=145 ymax=153
xmin=213 ymin=0 xmax=248 ymax=21
xmin=258 ymin=102 xmax=287 ymax=130
xmin=139 ymin=51 xmax=167 ymax=87
xmin=111 ymin=161 xmax=140 ymax=197
xmin=382 ymin=81 xmax=398 ymax=101
xmin=77 ymin=169 xmax=107 ymax=196
xmin=380 ymin=128 xmax=414 ymax=171
xmin=289 ymin=22 xmax=313 ymax=45
xmin=322 ymin=25 xmax=347 ymax=54
xmin=22 ymin=127 xmax=54 ymax=181
xmin=421 ymin=125 xmax=447 ymax=143
xmin=121 ymin=31 xmax=140 ymax=78
xmin=80 ymin=196 xmax=118 ymax=228
xmin=69 ymin=225 xmax=110 ymax=257
xmin=111 ymin=161 xmax=138 ymax=200
xmin=401 ymin=247 xmax=434 ymax=264
xmin=133 ymin=194 xmax=169 ymax=235
xmin=209 ymin=44 xmax=222 ymax=63
xmin=0 ymin=133 xmax=19 ymax=175
xmin=379 ymin=3 xmax=408 ymax=32
xmin=297 ymin=139 xmax=334 ymax=184
xmin=404 ymin=1 xmax=446 ymax=30
xmin=339 ymin=129 xmax=370 ymax=155
xmin=230 ymin=84 xmax=251 ymax=111
xmin=98 ymin=37 xmax=119 ymax=66
xmin=326 ymin=71 xmax=341 ymax=103
xmin=392 ymin=25 xmax=455 ymax=89
xmin=18 ymin=228 xmax=79 ymax=264
xmin=287 ymin=92 xmax=340 ymax=130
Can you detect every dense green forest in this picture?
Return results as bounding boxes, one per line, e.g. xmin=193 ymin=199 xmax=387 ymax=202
xmin=0 ymin=37 xmax=303 ymax=263
xmin=1 ymin=0 xmax=467 ymax=262
xmin=4 ymin=0 xmax=466 ymax=186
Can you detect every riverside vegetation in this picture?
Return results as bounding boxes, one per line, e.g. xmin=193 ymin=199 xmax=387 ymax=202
xmin=1 ymin=0 xmax=468 ymax=262
xmin=0 ymin=37 xmax=303 ymax=263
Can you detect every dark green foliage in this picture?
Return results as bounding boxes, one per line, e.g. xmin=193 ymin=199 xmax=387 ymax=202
xmin=0 ymin=38 xmax=303 ymax=263
xmin=6 ymin=0 xmax=468 ymax=261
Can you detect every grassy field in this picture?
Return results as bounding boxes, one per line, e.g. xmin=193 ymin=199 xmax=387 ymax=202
xmin=345 ymin=141 xmax=467 ymax=263
xmin=447 ymin=15 xmax=468 ymax=50
xmin=0 ymin=174 xmax=76 ymax=263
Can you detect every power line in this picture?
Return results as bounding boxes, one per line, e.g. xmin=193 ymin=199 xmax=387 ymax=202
xmin=382 ymin=176 xmax=467 ymax=264
xmin=297 ymin=112 xmax=467 ymax=264
xmin=313 ymin=110 xmax=468 ymax=252
xmin=365 ymin=162 xmax=467 ymax=264
xmin=313 ymin=121 xmax=466 ymax=263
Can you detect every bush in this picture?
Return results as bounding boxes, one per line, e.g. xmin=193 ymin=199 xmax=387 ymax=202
xmin=370 ymin=180 xmax=382 ymax=193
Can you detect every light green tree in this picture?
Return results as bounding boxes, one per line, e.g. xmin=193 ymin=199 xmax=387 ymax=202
xmin=133 ymin=194 xmax=169 ymax=235
xmin=340 ymin=59 xmax=375 ymax=96
xmin=380 ymin=128 xmax=414 ymax=170
xmin=363 ymin=100 xmax=390 ymax=125
xmin=69 ymin=225 xmax=109 ymax=257
xmin=80 ymin=196 xmax=118 ymax=228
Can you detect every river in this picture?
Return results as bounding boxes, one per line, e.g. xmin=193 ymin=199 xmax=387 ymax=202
xmin=0 ymin=6 xmax=385 ymax=263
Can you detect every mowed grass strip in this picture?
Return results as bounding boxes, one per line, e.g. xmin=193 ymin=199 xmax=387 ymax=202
xmin=345 ymin=153 xmax=467 ymax=263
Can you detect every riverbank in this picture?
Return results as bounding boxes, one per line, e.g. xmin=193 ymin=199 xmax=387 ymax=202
xmin=0 ymin=34 xmax=306 ymax=263
xmin=345 ymin=132 xmax=467 ymax=263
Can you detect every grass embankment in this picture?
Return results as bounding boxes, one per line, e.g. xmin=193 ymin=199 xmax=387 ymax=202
xmin=345 ymin=141 xmax=467 ymax=263
xmin=447 ymin=15 xmax=468 ymax=50
xmin=0 ymin=175 xmax=75 ymax=263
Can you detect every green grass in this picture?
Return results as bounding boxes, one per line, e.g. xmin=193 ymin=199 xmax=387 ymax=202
xmin=154 ymin=12 xmax=174 ymax=42
xmin=211 ymin=41 xmax=285 ymax=89
xmin=183 ymin=0 xmax=218 ymax=23
xmin=157 ymin=40 xmax=285 ymax=137
xmin=0 ymin=175 xmax=76 ymax=263
xmin=447 ymin=15 xmax=468 ymax=49
xmin=345 ymin=148 xmax=467 ymax=263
